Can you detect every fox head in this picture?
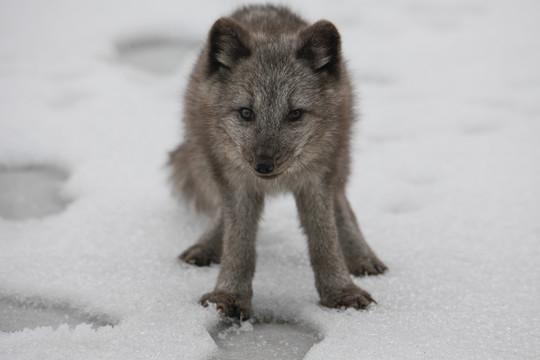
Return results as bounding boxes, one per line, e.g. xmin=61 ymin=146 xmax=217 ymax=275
xmin=202 ymin=17 xmax=351 ymax=180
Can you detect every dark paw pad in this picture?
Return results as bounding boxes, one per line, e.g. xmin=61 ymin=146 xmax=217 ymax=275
xmin=179 ymin=244 xmax=220 ymax=266
xmin=320 ymin=285 xmax=375 ymax=310
xmin=199 ymin=291 xmax=252 ymax=320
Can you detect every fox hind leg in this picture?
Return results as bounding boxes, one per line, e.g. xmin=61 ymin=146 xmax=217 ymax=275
xmin=334 ymin=191 xmax=387 ymax=276
xmin=180 ymin=210 xmax=223 ymax=266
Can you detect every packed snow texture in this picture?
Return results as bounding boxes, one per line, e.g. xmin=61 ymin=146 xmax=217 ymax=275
xmin=1 ymin=0 xmax=539 ymax=359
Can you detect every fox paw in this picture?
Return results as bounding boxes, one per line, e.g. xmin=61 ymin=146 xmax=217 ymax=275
xmin=346 ymin=254 xmax=387 ymax=277
xmin=199 ymin=291 xmax=252 ymax=320
xmin=179 ymin=244 xmax=220 ymax=266
xmin=320 ymin=284 xmax=375 ymax=310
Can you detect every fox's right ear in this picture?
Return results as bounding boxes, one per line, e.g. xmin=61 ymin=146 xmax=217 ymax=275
xmin=208 ymin=17 xmax=251 ymax=74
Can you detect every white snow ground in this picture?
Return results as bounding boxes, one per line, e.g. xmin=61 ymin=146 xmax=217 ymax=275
xmin=1 ymin=0 xmax=539 ymax=359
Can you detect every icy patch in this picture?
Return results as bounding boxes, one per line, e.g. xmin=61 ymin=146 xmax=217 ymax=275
xmin=208 ymin=318 xmax=322 ymax=360
xmin=115 ymin=35 xmax=198 ymax=74
xmin=0 ymin=165 xmax=71 ymax=220
xmin=0 ymin=297 xmax=117 ymax=333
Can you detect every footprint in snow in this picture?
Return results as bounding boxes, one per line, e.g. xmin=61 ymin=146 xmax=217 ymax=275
xmin=385 ymin=198 xmax=424 ymax=214
xmin=114 ymin=34 xmax=199 ymax=75
xmin=208 ymin=317 xmax=322 ymax=360
xmin=0 ymin=165 xmax=72 ymax=221
xmin=459 ymin=122 xmax=499 ymax=136
xmin=0 ymin=296 xmax=117 ymax=333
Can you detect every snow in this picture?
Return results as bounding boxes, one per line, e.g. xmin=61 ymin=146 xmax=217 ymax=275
xmin=1 ymin=0 xmax=539 ymax=359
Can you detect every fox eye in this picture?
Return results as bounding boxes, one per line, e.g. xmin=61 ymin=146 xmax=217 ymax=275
xmin=239 ymin=108 xmax=254 ymax=121
xmin=288 ymin=109 xmax=303 ymax=122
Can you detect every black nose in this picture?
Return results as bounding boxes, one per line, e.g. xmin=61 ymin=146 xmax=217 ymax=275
xmin=253 ymin=160 xmax=275 ymax=174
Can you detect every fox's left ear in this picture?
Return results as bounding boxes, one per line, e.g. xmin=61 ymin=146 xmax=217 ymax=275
xmin=297 ymin=20 xmax=341 ymax=74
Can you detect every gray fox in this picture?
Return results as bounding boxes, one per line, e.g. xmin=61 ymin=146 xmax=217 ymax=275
xmin=169 ymin=5 xmax=386 ymax=320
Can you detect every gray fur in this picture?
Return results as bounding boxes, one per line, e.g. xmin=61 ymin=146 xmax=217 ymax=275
xmin=169 ymin=5 xmax=387 ymax=320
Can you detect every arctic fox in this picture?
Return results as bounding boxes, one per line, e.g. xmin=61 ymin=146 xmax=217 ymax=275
xmin=169 ymin=5 xmax=386 ymax=320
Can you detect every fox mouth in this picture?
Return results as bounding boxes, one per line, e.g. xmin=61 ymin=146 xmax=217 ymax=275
xmin=256 ymin=172 xmax=281 ymax=180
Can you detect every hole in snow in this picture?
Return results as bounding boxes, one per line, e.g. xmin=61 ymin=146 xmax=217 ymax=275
xmin=0 ymin=165 xmax=72 ymax=220
xmin=208 ymin=318 xmax=322 ymax=360
xmin=0 ymin=297 xmax=118 ymax=333
xmin=115 ymin=34 xmax=199 ymax=74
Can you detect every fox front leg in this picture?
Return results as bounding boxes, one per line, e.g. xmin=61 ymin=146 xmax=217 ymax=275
xmin=199 ymin=189 xmax=264 ymax=320
xmin=294 ymin=184 xmax=375 ymax=310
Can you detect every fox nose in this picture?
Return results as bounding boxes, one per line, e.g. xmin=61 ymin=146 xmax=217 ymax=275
xmin=253 ymin=159 xmax=275 ymax=174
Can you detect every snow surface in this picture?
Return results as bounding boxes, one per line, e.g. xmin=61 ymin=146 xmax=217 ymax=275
xmin=1 ymin=0 xmax=539 ymax=359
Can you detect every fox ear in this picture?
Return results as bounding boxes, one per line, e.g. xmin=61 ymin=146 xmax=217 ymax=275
xmin=297 ymin=20 xmax=341 ymax=74
xmin=208 ymin=17 xmax=251 ymax=73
